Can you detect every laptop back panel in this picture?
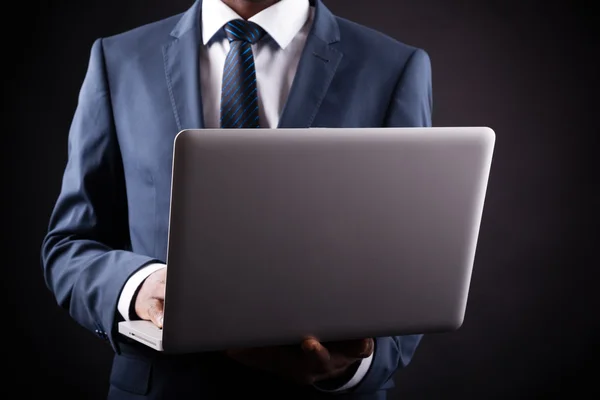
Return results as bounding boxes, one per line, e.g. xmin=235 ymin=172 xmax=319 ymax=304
xmin=161 ymin=127 xmax=495 ymax=353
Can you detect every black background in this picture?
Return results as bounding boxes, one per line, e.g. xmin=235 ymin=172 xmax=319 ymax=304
xmin=4 ymin=0 xmax=597 ymax=398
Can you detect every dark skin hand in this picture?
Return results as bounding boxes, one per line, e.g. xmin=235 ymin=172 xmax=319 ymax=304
xmin=226 ymin=337 xmax=375 ymax=386
xmin=135 ymin=267 xmax=167 ymax=328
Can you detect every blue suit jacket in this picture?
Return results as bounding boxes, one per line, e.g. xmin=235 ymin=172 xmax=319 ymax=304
xmin=42 ymin=0 xmax=432 ymax=398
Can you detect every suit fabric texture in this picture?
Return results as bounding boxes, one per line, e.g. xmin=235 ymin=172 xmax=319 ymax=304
xmin=41 ymin=0 xmax=432 ymax=398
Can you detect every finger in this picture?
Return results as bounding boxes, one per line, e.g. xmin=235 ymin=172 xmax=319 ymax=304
xmin=152 ymin=279 xmax=166 ymax=300
xmin=150 ymin=270 xmax=167 ymax=299
xmin=301 ymin=337 xmax=331 ymax=365
xmin=147 ymin=298 xmax=164 ymax=328
xmin=327 ymin=338 xmax=374 ymax=358
xmin=353 ymin=338 xmax=374 ymax=358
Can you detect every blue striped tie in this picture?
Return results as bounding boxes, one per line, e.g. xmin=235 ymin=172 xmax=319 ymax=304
xmin=220 ymin=20 xmax=266 ymax=129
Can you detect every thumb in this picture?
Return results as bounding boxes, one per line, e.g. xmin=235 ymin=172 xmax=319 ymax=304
xmin=147 ymin=298 xmax=164 ymax=328
xmin=301 ymin=336 xmax=330 ymax=364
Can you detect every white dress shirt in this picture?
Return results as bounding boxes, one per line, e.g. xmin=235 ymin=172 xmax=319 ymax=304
xmin=118 ymin=0 xmax=372 ymax=391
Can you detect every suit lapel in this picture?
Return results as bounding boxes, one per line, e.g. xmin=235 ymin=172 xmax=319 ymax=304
xmin=161 ymin=0 xmax=343 ymax=131
xmin=163 ymin=0 xmax=204 ymax=131
xmin=278 ymin=0 xmax=343 ymax=128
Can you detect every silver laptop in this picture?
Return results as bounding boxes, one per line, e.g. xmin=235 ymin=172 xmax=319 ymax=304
xmin=119 ymin=126 xmax=495 ymax=353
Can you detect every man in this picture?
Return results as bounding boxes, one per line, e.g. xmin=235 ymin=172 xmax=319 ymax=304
xmin=41 ymin=0 xmax=432 ymax=398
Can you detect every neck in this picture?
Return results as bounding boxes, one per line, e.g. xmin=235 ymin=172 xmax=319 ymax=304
xmin=220 ymin=0 xmax=279 ymax=19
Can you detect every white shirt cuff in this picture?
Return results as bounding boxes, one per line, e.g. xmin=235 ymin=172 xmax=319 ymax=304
xmin=315 ymin=353 xmax=374 ymax=392
xmin=117 ymin=263 xmax=167 ymax=321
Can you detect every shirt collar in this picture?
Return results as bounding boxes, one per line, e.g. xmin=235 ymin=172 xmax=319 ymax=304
xmin=202 ymin=0 xmax=311 ymax=49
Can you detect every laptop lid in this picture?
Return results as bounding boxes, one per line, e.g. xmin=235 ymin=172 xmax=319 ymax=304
xmin=159 ymin=126 xmax=495 ymax=354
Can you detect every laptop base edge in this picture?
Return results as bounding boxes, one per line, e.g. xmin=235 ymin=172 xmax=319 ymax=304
xmin=118 ymin=320 xmax=164 ymax=351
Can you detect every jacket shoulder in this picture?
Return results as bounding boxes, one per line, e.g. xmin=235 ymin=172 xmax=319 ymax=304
xmin=335 ymin=17 xmax=426 ymax=65
xmin=100 ymin=13 xmax=185 ymax=57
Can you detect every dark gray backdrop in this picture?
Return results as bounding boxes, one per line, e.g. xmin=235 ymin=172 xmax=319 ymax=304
xmin=4 ymin=0 xmax=596 ymax=399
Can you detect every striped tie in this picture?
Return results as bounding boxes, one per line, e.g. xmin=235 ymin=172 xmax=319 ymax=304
xmin=220 ymin=20 xmax=266 ymax=129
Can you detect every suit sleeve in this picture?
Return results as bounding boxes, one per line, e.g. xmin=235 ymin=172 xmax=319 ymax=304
xmin=40 ymin=38 xmax=158 ymax=352
xmin=352 ymin=48 xmax=432 ymax=394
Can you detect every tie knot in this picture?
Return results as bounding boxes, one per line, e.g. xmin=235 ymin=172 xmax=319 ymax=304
xmin=224 ymin=20 xmax=265 ymax=44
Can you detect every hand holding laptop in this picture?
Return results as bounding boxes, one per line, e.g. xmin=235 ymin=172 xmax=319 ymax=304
xmin=226 ymin=336 xmax=374 ymax=386
xmin=134 ymin=267 xmax=167 ymax=329
xmin=135 ymin=267 xmax=374 ymax=385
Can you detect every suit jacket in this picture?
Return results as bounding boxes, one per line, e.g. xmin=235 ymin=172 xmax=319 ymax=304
xmin=41 ymin=0 xmax=432 ymax=398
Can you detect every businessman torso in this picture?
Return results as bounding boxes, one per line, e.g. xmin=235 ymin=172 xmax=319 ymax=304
xmin=50 ymin=0 xmax=431 ymax=398
xmin=98 ymin=0 xmax=430 ymax=263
